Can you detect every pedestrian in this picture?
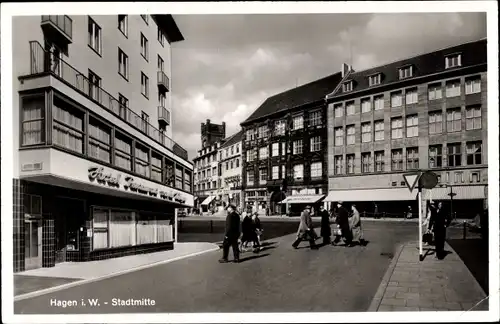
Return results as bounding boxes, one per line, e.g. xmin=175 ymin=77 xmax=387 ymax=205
xmin=219 ymin=204 xmax=241 ymax=263
xmin=428 ymin=201 xmax=451 ymax=260
xmin=373 ymin=203 xmax=379 ymax=219
xmin=332 ymin=201 xmax=353 ymax=247
xmin=406 ymin=206 xmax=413 ymax=219
xmin=240 ymin=209 xmax=254 ymax=251
xmin=292 ymin=205 xmax=318 ymax=250
xmin=319 ymin=205 xmax=331 ymax=245
xmin=349 ymin=204 xmax=366 ymax=246
xmin=265 ymin=207 xmax=270 ymax=216
xmin=252 ymin=212 xmax=263 ymax=247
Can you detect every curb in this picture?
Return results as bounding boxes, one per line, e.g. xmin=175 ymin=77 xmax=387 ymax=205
xmin=14 ymin=245 xmax=220 ymax=302
xmin=367 ymin=243 xmax=405 ymax=312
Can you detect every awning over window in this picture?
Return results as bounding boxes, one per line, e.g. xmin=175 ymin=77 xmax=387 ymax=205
xmin=279 ymin=194 xmax=325 ymax=204
xmin=201 ymin=196 xmax=215 ymax=205
xmin=324 ymin=188 xmax=417 ymax=202
xmin=422 ymin=185 xmax=486 ymax=200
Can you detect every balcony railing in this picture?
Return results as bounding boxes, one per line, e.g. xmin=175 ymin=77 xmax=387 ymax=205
xmin=157 ymin=71 xmax=170 ymax=92
xmin=158 ymin=105 xmax=170 ymax=126
xmin=41 ymin=15 xmax=73 ymax=43
xmin=27 ymin=40 xmax=189 ymax=162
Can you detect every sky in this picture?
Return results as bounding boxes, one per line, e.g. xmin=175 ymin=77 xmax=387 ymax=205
xmin=170 ymin=12 xmax=487 ymax=159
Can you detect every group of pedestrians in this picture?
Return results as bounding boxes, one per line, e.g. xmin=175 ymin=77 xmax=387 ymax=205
xmin=424 ymin=200 xmax=452 ymax=260
xmin=218 ymin=204 xmax=263 ymax=263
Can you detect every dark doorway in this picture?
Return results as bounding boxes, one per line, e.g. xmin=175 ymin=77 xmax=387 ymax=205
xmin=270 ymin=191 xmax=286 ymax=215
xmin=54 ymin=197 xmax=86 ymax=263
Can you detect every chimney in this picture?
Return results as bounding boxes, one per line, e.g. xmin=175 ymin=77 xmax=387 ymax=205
xmin=341 ymin=63 xmax=351 ymax=78
xmin=206 ymin=119 xmax=211 ymax=125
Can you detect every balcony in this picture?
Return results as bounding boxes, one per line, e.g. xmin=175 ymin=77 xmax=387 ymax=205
xmin=157 ymin=71 xmax=170 ymax=93
xmin=41 ymin=15 xmax=73 ymax=44
xmin=158 ymin=105 xmax=170 ymax=127
xmin=25 ymin=40 xmax=189 ymax=162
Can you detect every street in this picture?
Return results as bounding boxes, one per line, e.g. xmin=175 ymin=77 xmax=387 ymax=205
xmin=15 ymin=222 xmax=418 ymax=313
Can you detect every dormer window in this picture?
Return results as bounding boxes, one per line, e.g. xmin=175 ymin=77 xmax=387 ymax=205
xmin=445 ymin=53 xmax=462 ymax=69
xmin=368 ymin=73 xmax=381 ymax=86
xmin=343 ymin=81 xmax=353 ymax=92
xmin=399 ymin=65 xmax=413 ymax=79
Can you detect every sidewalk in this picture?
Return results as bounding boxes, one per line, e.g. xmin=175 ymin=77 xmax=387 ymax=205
xmin=368 ymin=241 xmax=488 ymax=312
xmin=15 ymin=242 xmax=219 ymax=298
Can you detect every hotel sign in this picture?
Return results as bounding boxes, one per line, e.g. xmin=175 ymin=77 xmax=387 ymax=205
xmin=88 ymin=166 xmax=187 ymax=204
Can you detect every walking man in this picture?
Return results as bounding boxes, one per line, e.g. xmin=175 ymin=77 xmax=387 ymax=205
xmin=429 ymin=201 xmax=451 ymax=260
xmin=332 ymin=201 xmax=353 ymax=247
xmin=292 ymin=205 xmax=318 ymax=250
xmin=319 ymin=205 xmax=331 ymax=245
xmin=219 ymin=204 xmax=241 ymax=263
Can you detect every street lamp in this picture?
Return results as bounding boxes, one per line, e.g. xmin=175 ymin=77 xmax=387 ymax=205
xmin=444 ymin=184 xmax=457 ymax=220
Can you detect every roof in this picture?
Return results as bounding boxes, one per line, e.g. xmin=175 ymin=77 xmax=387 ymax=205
xmin=331 ymin=38 xmax=487 ymax=99
xmin=241 ymin=72 xmax=343 ymax=126
xmin=152 ymin=15 xmax=185 ymax=43
xmin=219 ymin=130 xmax=244 ymax=149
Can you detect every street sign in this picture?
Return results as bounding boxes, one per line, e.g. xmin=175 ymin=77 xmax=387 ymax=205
xmin=420 ymin=171 xmax=438 ymax=189
xmin=403 ymin=172 xmax=421 ymax=193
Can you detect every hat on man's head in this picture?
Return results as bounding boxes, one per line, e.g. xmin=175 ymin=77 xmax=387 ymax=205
xmin=227 ymin=204 xmax=236 ymax=210
xmin=338 ymin=201 xmax=343 ymax=205
xmin=305 ymin=205 xmax=312 ymax=209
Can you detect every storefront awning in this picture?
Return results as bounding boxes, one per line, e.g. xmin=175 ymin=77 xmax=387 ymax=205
xmin=201 ymin=196 xmax=215 ymax=205
xmin=422 ymin=185 xmax=486 ymax=200
xmin=279 ymin=194 xmax=325 ymax=204
xmin=324 ymin=188 xmax=417 ymax=202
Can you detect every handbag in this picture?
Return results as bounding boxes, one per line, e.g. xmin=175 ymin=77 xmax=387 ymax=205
xmin=422 ymin=232 xmax=433 ymax=244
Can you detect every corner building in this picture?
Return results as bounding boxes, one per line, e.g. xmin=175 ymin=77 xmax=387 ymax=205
xmin=12 ymin=15 xmax=194 ymax=272
xmin=324 ymin=39 xmax=488 ymax=218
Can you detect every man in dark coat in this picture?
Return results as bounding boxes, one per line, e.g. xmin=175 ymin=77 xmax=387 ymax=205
xmin=428 ymin=201 xmax=451 ymax=260
xmin=219 ymin=204 xmax=241 ymax=263
xmin=292 ymin=205 xmax=318 ymax=249
xmin=332 ymin=201 xmax=353 ymax=247
xmin=319 ymin=205 xmax=331 ymax=245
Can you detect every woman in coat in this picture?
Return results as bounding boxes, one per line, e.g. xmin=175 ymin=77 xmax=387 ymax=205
xmin=240 ymin=210 xmax=255 ymax=251
xmin=350 ymin=204 xmax=365 ymax=246
xmin=292 ymin=205 xmax=318 ymax=249
xmin=319 ymin=205 xmax=331 ymax=245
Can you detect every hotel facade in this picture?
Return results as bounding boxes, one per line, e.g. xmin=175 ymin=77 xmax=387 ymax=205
xmin=12 ymin=14 xmax=194 ymax=272
xmin=324 ymin=39 xmax=488 ymax=218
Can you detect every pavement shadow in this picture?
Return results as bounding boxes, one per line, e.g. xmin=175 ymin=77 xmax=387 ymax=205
xmin=420 ymin=248 xmax=453 ymax=261
xmin=238 ymin=253 xmax=271 ymax=263
xmin=258 ymin=245 xmax=277 ymax=253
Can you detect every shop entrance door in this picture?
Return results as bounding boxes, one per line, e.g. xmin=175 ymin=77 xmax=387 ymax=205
xmin=24 ymin=218 xmax=42 ymax=270
xmin=54 ymin=197 xmax=85 ymax=263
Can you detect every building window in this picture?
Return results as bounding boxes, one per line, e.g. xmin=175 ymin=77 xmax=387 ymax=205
xmin=88 ymin=118 xmax=111 ymax=163
xmin=471 ymin=172 xmax=480 ymax=183
xmin=118 ymin=48 xmax=129 ymax=80
xmin=346 ymin=125 xmax=355 ymax=145
xmin=391 ymin=117 xmax=403 ymax=139
xmin=292 ymin=115 xmax=304 ymax=130
xmin=272 ymin=166 xmax=279 ymax=180
xmin=346 ymin=101 xmax=355 ymax=115
xmin=141 ymin=72 xmax=149 ymax=98
xmin=361 ymin=122 xmax=372 ymax=143
xmin=334 ymin=104 xmax=343 ymax=118
xmin=88 ymin=70 xmax=102 ymax=102
xmin=334 ymin=127 xmax=343 ymax=146
xmin=151 ymin=153 xmax=162 ymax=182
xmin=428 ymin=83 xmax=443 ymax=100
xmin=310 ymin=136 xmax=321 ymax=152
xmin=135 ymin=144 xmax=150 ymax=177
xmin=271 ymin=143 xmax=279 ymax=157
xmin=405 ymin=88 xmax=418 ymax=105
xmin=374 ymin=95 xmax=384 ymax=110
xmin=406 ymin=115 xmax=418 ymax=138
xmin=246 ymin=149 xmax=257 ymax=162
xmin=118 ymin=94 xmax=129 ymax=120
xmin=310 ymin=162 xmax=322 ymax=178
xmin=369 ymin=74 xmax=381 ymax=86
xmin=118 ymin=15 xmax=128 ymax=37
xmin=293 ymin=164 xmax=304 ymax=179
xmin=236 ymin=159 xmax=240 ymax=167
xmin=445 ymin=79 xmax=461 ymax=98
xmin=236 ymin=144 xmax=240 ymax=153
xmin=141 ymin=14 xmax=148 ymax=24
xmin=391 ymin=149 xmax=403 ymax=171
xmin=465 ymin=77 xmax=481 ymax=95
xmin=293 ymin=140 xmax=303 ymax=155
xmin=343 ymin=81 xmax=353 ymax=92
xmin=466 ymin=141 xmax=482 ymax=165
xmin=259 ymin=146 xmax=269 ymax=159
xmin=429 ymin=145 xmax=442 ymax=168
xmin=274 ymin=120 xmax=286 ymax=136
xmin=52 ymin=100 xmax=84 ymax=154
xmin=374 ymin=120 xmax=384 ymax=141
xmin=225 ymin=162 xmax=229 ymax=171
xmin=455 ymin=172 xmax=464 ymax=183
xmin=115 ymin=133 xmax=132 ymax=170
xmin=281 ymin=165 xmax=286 ymax=179
xmin=447 ymin=143 xmax=462 ymax=167
xmin=361 ymin=153 xmax=371 ymax=173
xmin=334 ymin=156 xmax=343 ymax=174
xmin=390 ymin=91 xmax=402 ymax=108
xmin=361 ymin=98 xmax=371 ymax=113
xmin=258 ymin=125 xmax=269 ymax=139
xmin=140 ymin=33 xmax=148 ymax=61
xmin=346 ymin=154 xmax=355 ymax=174
xmin=375 ymin=151 xmax=384 ymax=172
xmin=429 ymin=111 xmax=443 ymax=134
xmin=247 ymin=171 xmax=254 ymax=186
xmin=399 ymin=65 xmax=413 ymax=79
xmin=406 ymin=147 xmax=419 ymax=170
xmin=141 ymin=111 xmax=149 ymax=134
xmin=465 ymin=105 xmax=482 ymax=130
xmin=309 ymin=110 xmax=322 ymax=127
xmin=281 ymin=142 xmax=286 ymax=156
xmin=21 ymin=96 xmax=45 ymax=145
xmin=157 ymin=27 xmax=165 ymax=46
xmin=158 ymin=55 xmax=164 ymax=72
xmin=246 ymin=128 xmax=257 ymax=141
xmin=445 ymin=53 xmax=461 ymax=69
xmin=259 ymin=168 xmax=267 ymax=184
xmin=88 ymin=17 xmax=102 ymax=54
xmin=446 ymin=108 xmax=462 ymax=132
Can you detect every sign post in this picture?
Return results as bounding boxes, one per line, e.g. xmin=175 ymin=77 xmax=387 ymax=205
xmin=174 ymin=208 xmax=178 ymax=244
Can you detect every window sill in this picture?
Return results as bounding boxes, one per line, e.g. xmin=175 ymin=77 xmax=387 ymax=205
xmin=118 ymin=72 xmax=129 ymax=82
xmin=87 ymin=44 xmax=102 ymax=57
xmin=119 ymin=29 xmax=128 ymax=39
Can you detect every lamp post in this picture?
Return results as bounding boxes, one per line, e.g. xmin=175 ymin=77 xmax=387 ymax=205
xmin=446 ymin=184 xmax=457 ymax=220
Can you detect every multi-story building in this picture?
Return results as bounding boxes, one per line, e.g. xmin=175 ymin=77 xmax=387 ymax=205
xmin=193 ymin=141 xmax=224 ymax=212
xmin=324 ymin=39 xmax=488 ymax=218
xmin=201 ymin=119 xmax=226 ymax=149
xmin=240 ymin=72 xmax=344 ymax=216
xmin=12 ymin=14 xmax=193 ymax=272
xmin=218 ymin=130 xmax=244 ymax=210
